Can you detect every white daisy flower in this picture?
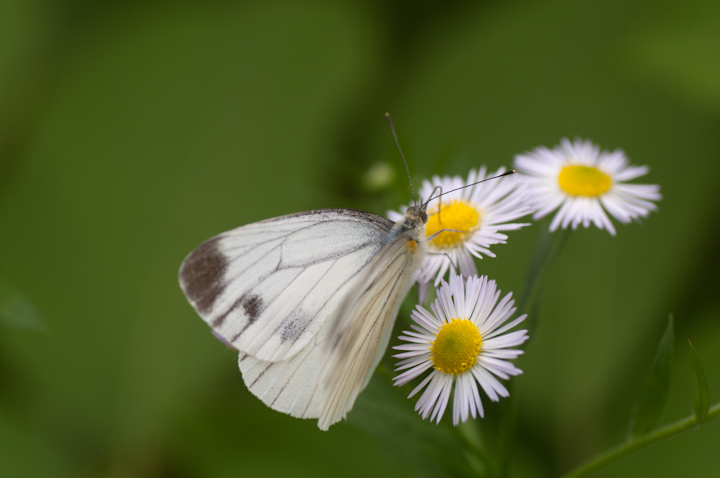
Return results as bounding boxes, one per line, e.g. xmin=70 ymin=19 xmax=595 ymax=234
xmin=388 ymin=167 xmax=532 ymax=293
xmin=393 ymin=273 xmax=528 ymax=426
xmin=513 ymin=138 xmax=661 ymax=235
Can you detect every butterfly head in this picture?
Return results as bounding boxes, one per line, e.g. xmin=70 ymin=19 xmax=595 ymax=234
xmin=404 ymin=204 xmax=428 ymax=228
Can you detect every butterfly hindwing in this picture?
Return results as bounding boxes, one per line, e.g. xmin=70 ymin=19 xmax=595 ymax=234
xmin=237 ymin=324 xmax=332 ymax=419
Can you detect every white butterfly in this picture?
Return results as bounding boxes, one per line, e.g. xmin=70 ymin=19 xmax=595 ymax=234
xmin=178 ymin=115 xmax=513 ymax=430
xmin=179 ymin=204 xmax=428 ymax=430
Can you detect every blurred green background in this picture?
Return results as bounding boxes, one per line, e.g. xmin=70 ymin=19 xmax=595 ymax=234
xmin=1 ymin=0 xmax=719 ymax=477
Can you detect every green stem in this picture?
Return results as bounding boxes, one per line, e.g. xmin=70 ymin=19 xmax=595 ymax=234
xmin=453 ymin=425 xmax=497 ymax=477
xmin=517 ymin=225 xmax=571 ymax=321
xmin=561 ymin=402 xmax=720 ymax=478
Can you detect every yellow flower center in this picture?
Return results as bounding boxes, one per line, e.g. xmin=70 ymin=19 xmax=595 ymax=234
xmin=425 ymin=200 xmax=481 ymax=248
xmin=558 ymin=165 xmax=612 ymax=197
xmin=431 ymin=319 xmax=482 ymax=375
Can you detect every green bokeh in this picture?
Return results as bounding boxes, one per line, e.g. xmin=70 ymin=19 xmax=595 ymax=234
xmin=1 ymin=1 xmax=719 ymax=477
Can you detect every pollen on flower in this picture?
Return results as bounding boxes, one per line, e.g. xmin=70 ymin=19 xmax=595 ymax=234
xmin=430 ymin=319 xmax=482 ymax=375
xmin=426 ymin=200 xmax=480 ymax=248
xmin=558 ymin=165 xmax=612 ymax=197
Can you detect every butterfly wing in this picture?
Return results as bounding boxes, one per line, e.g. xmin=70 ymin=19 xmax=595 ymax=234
xmin=237 ymin=323 xmax=332 ymax=418
xmin=318 ymin=225 xmax=426 ymax=430
xmin=179 ymin=209 xmax=394 ymax=365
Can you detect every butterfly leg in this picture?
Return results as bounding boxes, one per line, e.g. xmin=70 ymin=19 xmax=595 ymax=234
xmin=426 ymin=228 xmax=469 ymax=241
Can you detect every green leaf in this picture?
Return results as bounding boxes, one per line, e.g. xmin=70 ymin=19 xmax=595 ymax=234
xmin=0 ymin=281 xmax=44 ymax=330
xmin=630 ymin=315 xmax=675 ymax=438
xmin=687 ymin=339 xmax=710 ymax=423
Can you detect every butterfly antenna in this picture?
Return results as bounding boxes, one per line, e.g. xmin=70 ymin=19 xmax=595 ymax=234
xmin=385 ymin=112 xmax=417 ymax=207
xmin=424 ymin=170 xmax=516 ymax=204
xmin=427 ymin=185 xmax=443 ymax=224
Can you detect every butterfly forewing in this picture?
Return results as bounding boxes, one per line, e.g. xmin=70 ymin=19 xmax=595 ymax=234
xmin=179 ymin=209 xmax=394 ymax=363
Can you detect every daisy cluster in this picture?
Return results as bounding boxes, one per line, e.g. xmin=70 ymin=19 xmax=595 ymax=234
xmin=390 ymin=138 xmax=661 ymax=425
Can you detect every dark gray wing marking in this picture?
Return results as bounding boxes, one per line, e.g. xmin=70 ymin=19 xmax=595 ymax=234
xmin=179 ymin=237 xmax=227 ymax=315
